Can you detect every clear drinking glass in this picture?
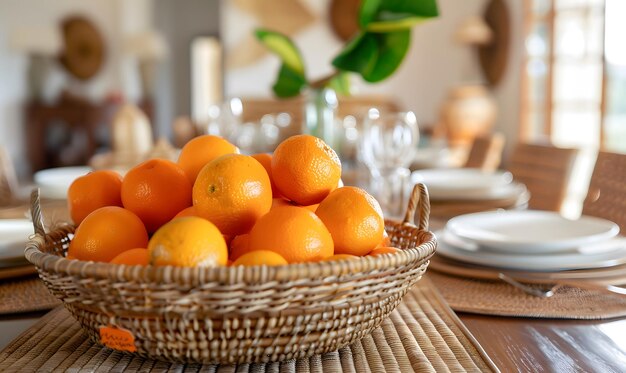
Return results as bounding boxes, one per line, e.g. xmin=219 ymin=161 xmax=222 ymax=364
xmin=203 ymin=97 xmax=243 ymax=141
xmin=359 ymin=110 xmax=419 ymax=218
xmin=222 ymin=97 xmax=243 ymax=142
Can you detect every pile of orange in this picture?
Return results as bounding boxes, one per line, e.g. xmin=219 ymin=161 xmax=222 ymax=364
xmin=66 ymin=134 xmax=398 ymax=268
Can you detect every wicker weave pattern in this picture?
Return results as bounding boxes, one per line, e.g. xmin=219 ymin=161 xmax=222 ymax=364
xmin=26 ymin=184 xmax=437 ymax=364
xmin=507 ymin=142 xmax=578 ymax=212
xmin=583 ymin=151 xmax=626 ymax=232
xmin=0 ymin=280 xmax=497 ymax=372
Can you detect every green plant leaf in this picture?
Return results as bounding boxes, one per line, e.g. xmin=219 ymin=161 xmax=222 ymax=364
xmin=366 ymin=14 xmax=430 ymax=32
xmin=379 ymin=0 xmax=439 ymax=17
xmin=332 ymin=31 xmax=410 ymax=83
xmin=328 ymin=71 xmax=352 ymax=96
xmin=358 ymin=0 xmax=382 ymax=27
xmin=272 ymin=64 xmax=307 ymax=98
xmin=363 ymin=30 xmax=411 ymax=82
xmin=255 ymin=29 xmax=305 ymax=75
xmin=331 ymin=32 xmax=378 ymax=76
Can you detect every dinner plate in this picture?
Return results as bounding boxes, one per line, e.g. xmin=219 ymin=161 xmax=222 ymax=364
xmin=0 ymin=219 xmax=32 ymax=262
xmin=435 ymin=230 xmax=626 ymax=271
xmin=411 ymin=169 xmax=513 ymax=200
xmin=410 ymin=147 xmax=453 ymax=169
xmin=427 ymin=181 xmax=528 ymax=202
xmin=34 ymin=166 xmax=91 ymax=199
xmin=446 ymin=210 xmax=620 ymax=252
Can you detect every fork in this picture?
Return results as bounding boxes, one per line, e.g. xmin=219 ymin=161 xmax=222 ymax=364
xmin=498 ymin=273 xmax=557 ymax=298
xmin=498 ymin=273 xmax=626 ymax=298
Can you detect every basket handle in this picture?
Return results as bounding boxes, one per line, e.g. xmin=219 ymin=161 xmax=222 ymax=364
xmin=402 ymin=183 xmax=430 ymax=231
xmin=30 ymin=188 xmax=46 ymax=237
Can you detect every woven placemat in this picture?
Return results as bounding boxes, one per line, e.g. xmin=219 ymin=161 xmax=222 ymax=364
xmin=428 ymin=271 xmax=626 ymax=319
xmin=0 ymin=264 xmax=37 ymax=281
xmin=0 ymin=278 xmax=497 ymax=372
xmin=0 ymin=276 xmax=60 ymax=315
xmin=0 ymin=198 xmax=69 ymax=222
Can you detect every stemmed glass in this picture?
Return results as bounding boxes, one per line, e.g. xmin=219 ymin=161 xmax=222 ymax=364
xmin=359 ymin=109 xmax=419 ymax=218
xmin=204 ymin=97 xmax=243 ymax=141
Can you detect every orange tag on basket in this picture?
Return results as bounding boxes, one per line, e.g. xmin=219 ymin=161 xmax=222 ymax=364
xmin=99 ymin=326 xmax=137 ymax=352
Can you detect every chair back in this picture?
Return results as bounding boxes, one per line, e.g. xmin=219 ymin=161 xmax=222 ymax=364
xmin=464 ymin=133 xmax=505 ymax=171
xmin=583 ymin=151 xmax=626 ymax=231
xmin=0 ymin=147 xmax=18 ymax=207
xmin=240 ymin=95 xmax=401 ymax=137
xmin=507 ymin=142 xmax=578 ymax=212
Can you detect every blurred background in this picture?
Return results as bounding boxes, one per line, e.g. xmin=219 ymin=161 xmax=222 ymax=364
xmin=0 ymin=0 xmax=624 ymax=216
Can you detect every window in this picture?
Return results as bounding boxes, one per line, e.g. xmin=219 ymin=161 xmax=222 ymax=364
xmin=521 ymin=0 xmax=626 ymax=152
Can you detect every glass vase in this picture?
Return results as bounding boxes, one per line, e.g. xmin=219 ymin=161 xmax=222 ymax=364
xmin=303 ymin=87 xmax=338 ymax=149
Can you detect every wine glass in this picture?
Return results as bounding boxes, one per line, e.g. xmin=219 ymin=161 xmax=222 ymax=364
xmin=221 ymin=97 xmax=243 ymax=142
xmin=203 ymin=97 xmax=243 ymax=141
xmin=359 ymin=109 xmax=419 ymax=218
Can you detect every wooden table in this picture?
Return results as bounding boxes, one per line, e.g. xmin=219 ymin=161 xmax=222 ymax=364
xmin=2 ymin=213 xmax=626 ymax=371
xmin=459 ymin=310 xmax=626 ymax=372
xmin=425 ymin=217 xmax=626 ymax=371
xmin=1 ymin=285 xmax=625 ymax=372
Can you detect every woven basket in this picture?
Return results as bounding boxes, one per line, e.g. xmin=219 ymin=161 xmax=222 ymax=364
xmin=25 ymin=183 xmax=437 ymax=364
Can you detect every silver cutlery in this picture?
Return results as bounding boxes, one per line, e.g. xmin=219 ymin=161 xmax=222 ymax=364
xmin=498 ymin=273 xmax=626 ymax=298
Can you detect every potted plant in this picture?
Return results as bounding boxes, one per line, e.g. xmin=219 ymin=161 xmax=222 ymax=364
xmin=255 ymin=0 xmax=439 ymax=147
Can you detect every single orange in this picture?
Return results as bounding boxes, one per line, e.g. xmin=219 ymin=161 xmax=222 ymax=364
xmin=303 ymin=203 xmax=319 ymax=212
xmin=121 ymin=159 xmax=192 ymax=233
xmin=193 ymin=154 xmax=272 ymax=236
xmin=368 ymin=246 xmax=401 ymax=256
xmin=251 ymin=153 xmax=282 ymax=198
xmin=232 ymin=250 xmax=288 ymax=266
xmin=229 ymin=233 xmax=251 ymax=261
xmin=223 ymin=234 xmax=234 ymax=247
xmin=321 ymin=254 xmax=359 ymax=262
xmin=272 ymin=135 xmax=341 ymax=205
xmin=68 ymin=206 xmax=149 ymax=262
xmin=271 ymin=198 xmax=291 ymax=210
xmin=272 ymin=197 xmax=319 ymax=212
xmin=249 ymin=206 xmax=333 ymax=263
xmin=315 ymin=187 xmax=385 ymax=256
xmin=174 ymin=206 xmax=199 ymax=219
xmin=148 ymin=217 xmax=227 ymax=267
xmin=177 ymin=135 xmax=239 ymax=182
xmin=67 ymin=170 xmax=123 ymax=224
xmin=110 ymin=248 xmax=150 ymax=265
xmin=378 ymin=230 xmax=392 ymax=248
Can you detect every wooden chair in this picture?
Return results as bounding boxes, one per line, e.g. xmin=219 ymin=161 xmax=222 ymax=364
xmin=506 ymin=142 xmax=579 ymax=212
xmin=240 ymin=94 xmax=401 ymax=139
xmin=0 ymin=147 xmax=19 ymax=207
xmin=582 ymin=151 xmax=626 ymax=231
xmin=464 ymin=132 xmax=505 ymax=171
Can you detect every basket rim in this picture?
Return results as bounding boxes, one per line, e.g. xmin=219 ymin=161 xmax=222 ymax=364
xmin=25 ymin=219 xmax=437 ymax=285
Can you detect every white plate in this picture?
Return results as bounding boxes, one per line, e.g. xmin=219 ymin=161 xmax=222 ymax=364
xmin=411 ymin=169 xmax=513 ymax=199
xmin=427 ymin=181 xmax=527 ymax=201
xmin=447 ymin=210 xmax=620 ymax=252
xmin=436 ymin=230 xmax=626 ymax=271
xmin=34 ymin=166 xmax=91 ymax=199
xmin=411 ymin=147 xmax=453 ymax=169
xmin=0 ymin=220 xmax=33 ymax=262
xmin=442 ymin=228 xmax=626 ymax=255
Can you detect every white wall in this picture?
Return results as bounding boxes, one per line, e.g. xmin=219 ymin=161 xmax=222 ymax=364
xmin=223 ymin=0 xmax=524 ymax=147
xmin=0 ymin=0 xmax=152 ymax=177
xmin=154 ymin=0 xmax=221 ymax=138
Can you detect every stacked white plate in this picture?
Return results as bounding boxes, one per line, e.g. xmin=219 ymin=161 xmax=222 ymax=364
xmin=0 ymin=219 xmax=33 ymax=268
xmin=437 ymin=210 xmax=624 ymax=271
xmin=34 ymin=166 xmax=91 ymax=199
xmin=411 ymin=168 xmax=525 ymax=201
